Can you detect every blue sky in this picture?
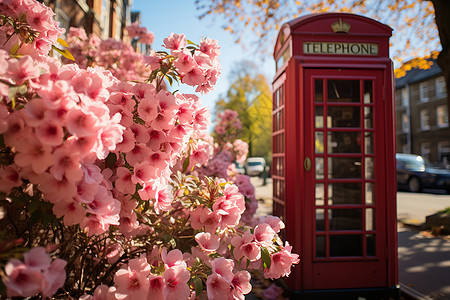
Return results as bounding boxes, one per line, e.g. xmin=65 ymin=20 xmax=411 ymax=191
xmin=131 ymin=0 xmax=275 ymax=115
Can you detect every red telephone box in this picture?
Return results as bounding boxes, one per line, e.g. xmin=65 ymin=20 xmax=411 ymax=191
xmin=272 ymin=13 xmax=399 ymax=299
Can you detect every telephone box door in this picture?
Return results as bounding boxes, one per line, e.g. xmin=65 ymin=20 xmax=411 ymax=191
xmin=303 ymin=68 xmax=388 ymax=290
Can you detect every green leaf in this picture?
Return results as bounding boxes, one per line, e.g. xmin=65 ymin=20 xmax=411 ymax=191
xmin=261 ymin=247 xmax=271 ymax=270
xmin=51 ymin=45 xmax=75 ymax=61
xmin=148 ymin=69 xmax=159 ymax=83
xmin=10 ymin=43 xmax=20 ymax=54
xmin=57 ymin=37 xmax=69 ymax=47
xmin=182 ymin=156 xmax=190 ymax=173
xmin=192 ymin=276 xmax=203 ymax=295
xmin=187 ymin=40 xmax=198 ymax=46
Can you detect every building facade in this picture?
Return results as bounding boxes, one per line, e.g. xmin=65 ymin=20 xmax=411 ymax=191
xmin=43 ymin=0 xmax=133 ymax=40
xmin=395 ymin=62 xmax=450 ymax=165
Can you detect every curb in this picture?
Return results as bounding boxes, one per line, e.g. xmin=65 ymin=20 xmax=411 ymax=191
xmin=400 ymin=283 xmax=433 ymax=300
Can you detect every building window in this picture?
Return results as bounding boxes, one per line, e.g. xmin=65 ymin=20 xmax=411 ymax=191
xmin=438 ymin=142 xmax=450 ymax=164
xmin=420 ymin=109 xmax=431 ymax=130
xmin=421 ymin=143 xmax=431 ymax=160
xmin=436 ymin=76 xmax=446 ymax=96
xmin=401 ymin=112 xmax=409 ymax=133
xmin=437 ymin=105 xmax=448 ymax=128
xmin=419 ymin=82 xmax=429 ymax=102
xmin=401 ymin=87 xmax=408 ymax=107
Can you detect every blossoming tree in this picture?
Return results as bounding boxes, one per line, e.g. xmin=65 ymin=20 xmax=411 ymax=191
xmin=0 ymin=0 xmax=299 ymax=299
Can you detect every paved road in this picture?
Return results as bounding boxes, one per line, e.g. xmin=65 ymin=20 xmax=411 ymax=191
xmin=397 ymin=191 xmax=450 ymax=225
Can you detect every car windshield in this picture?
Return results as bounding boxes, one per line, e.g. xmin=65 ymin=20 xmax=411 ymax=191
xmin=248 ymin=161 xmax=263 ymax=166
xmin=397 ymin=155 xmax=433 ymax=169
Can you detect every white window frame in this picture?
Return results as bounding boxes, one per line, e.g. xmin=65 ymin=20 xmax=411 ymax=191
xmin=401 ymin=87 xmax=408 ymax=107
xmin=401 ymin=112 xmax=409 ymax=133
xmin=436 ymin=105 xmax=449 ymax=128
xmin=420 ymin=109 xmax=431 ymax=130
xmin=438 ymin=141 xmax=450 ymax=163
xmin=436 ymin=76 xmax=446 ymax=97
xmin=419 ymin=82 xmax=429 ymax=102
xmin=421 ymin=142 xmax=431 ymax=160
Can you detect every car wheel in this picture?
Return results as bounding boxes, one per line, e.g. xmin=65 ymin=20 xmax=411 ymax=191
xmin=408 ymin=176 xmax=422 ymax=193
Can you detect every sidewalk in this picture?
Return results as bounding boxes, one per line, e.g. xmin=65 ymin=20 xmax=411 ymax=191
xmin=249 ymin=177 xmax=450 ymax=299
xmin=398 ymin=225 xmax=450 ymax=300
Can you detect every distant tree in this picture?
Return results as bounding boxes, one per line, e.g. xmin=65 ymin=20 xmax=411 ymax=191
xmin=215 ymin=61 xmax=272 ymax=161
xmin=196 ymin=0 xmax=450 ymax=115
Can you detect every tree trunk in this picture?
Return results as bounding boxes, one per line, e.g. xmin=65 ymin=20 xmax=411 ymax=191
xmin=431 ymin=0 xmax=450 ymax=141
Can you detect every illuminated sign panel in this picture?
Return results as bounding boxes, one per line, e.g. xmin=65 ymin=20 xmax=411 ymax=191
xmin=303 ymin=42 xmax=378 ymax=55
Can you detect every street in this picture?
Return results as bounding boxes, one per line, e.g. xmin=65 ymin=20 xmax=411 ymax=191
xmin=397 ymin=191 xmax=450 ymax=224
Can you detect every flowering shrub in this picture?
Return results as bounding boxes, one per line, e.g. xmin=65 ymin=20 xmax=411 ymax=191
xmin=0 ymin=0 xmax=299 ymax=299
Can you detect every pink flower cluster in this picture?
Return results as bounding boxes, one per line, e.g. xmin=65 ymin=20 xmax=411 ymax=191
xmin=215 ymin=109 xmax=242 ymax=135
xmin=4 ymin=247 xmax=66 ymax=299
xmin=66 ymin=27 xmax=150 ymax=81
xmin=126 ymin=22 xmax=154 ymax=45
xmin=0 ymin=0 xmax=65 ymax=55
xmin=0 ymin=51 xmax=126 ymax=235
xmin=162 ymin=33 xmax=221 ymax=94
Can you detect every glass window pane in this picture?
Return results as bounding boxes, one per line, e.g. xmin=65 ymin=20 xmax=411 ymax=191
xmin=327 ymin=106 xmax=361 ymax=128
xmin=364 ymin=107 xmax=373 ymax=129
xmin=316 ymin=157 xmax=325 ymax=179
xmin=329 ymin=209 xmax=362 ymax=230
xmin=327 ymin=132 xmax=361 ymax=153
xmin=366 ymin=208 xmax=375 ymax=231
xmin=365 ymin=157 xmax=374 ymax=179
xmin=327 ymin=80 xmax=360 ymax=103
xmin=315 ymin=106 xmax=324 ymax=128
xmin=328 ymin=183 xmax=362 ymax=205
xmin=316 ymin=209 xmax=325 ymax=231
xmin=315 ymin=79 xmax=323 ymax=102
xmin=315 ymin=132 xmax=324 ymax=153
xmin=315 ymin=183 xmax=325 ymax=206
xmin=316 ymin=235 xmax=326 ymax=257
xmin=365 ymin=183 xmax=374 ymax=204
xmin=364 ymin=80 xmax=373 ymax=103
xmin=365 ymin=132 xmax=374 ymax=154
xmin=367 ymin=234 xmax=376 ymax=256
xmin=328 ymin=157 xmax=361 ymax=179
xmin=330 ymin=235 xmax=362 ymax=257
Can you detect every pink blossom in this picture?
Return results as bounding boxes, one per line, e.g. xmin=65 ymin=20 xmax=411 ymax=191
xmin=259 ymin=216 xmax=285 ymax=233
xmin=264 ymin=242 xmax=300 ymax=279
xmin=137 ymin=95 xmax=158 ymax=124
xmin=131 ymin=162 xmax=156 ymax=184
xmin=163 ymin=33 xmax=187 ymax=51
xmin=114 ymin=257 xmax=150 ymax=300
xmin=14 ymin=137 xmax=53 ymax=174
xmin=195 ymin=232 xmax=220 ymax=252
xmin=52 ymin=199 xmax=86 ymax=226
xmin=174 ymin=48 xmax=197 ymax=73
xmin=41 ymin=258 xmax=67 ymax=299
xmin=38 ymin=173 xmax=77 ymax=203
xmin=23 ymin=247 xmax=51 ymax=270
xmin=162 ymin=265 xmax=190 ymax=300
xmin=4 ymin=259 xmax=42 ymax=298
xmin=231 ymin=270 xmax=252 ymax=300
xmin=147 ymin=274 xmax=165 ymax=300
xmin=6 ymin=56 xmax=40 ymax=84
xmin=262 ymin=283 xmax=283 ymax=300
xmin=35 ymin=120 xmax=64 ymax=146
xmin=0 ymin=165 xmax=22 ymax=193
xmin=154 ymin=187 xmax=173 ymax=214
xmin=206 ymin=272 xmax=232 ymax=300
xmin=182 ymin=65 xmax=205 ymax=86
xmin=126 ymin=143 xmax=151 ymax=166
xmin=254 ymin=223 xmax=276 ymax=247
xmin=115 ymin=167 xmax=135 ymax=194
xmin=50 ymin=146 xmax=83 ymax=182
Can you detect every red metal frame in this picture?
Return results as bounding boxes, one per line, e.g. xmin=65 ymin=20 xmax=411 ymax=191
xmin=272 ymin=13 xmax=398 ymax=294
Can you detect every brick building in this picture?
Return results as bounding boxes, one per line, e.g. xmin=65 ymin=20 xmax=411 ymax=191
xmin=395 ymin=61 xmax=450 ymax=165
xmin=43 ymin=0 xmax=133 ymax=40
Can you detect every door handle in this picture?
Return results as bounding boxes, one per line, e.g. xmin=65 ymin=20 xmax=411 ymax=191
xmin=304 ymin=157 xmax=312 ymax=171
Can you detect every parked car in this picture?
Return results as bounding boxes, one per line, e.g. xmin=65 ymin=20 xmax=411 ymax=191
xmin=396 ymin=153 xmax=450 ymax=193
xmin=245 ymin=157 xmax=266 ymax=177
xmin=234 ymin=161 xmax=245 ymax=174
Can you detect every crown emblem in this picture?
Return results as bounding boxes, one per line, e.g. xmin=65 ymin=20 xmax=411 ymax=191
xmin=331 ymin=18 xmax=351 ymax=33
